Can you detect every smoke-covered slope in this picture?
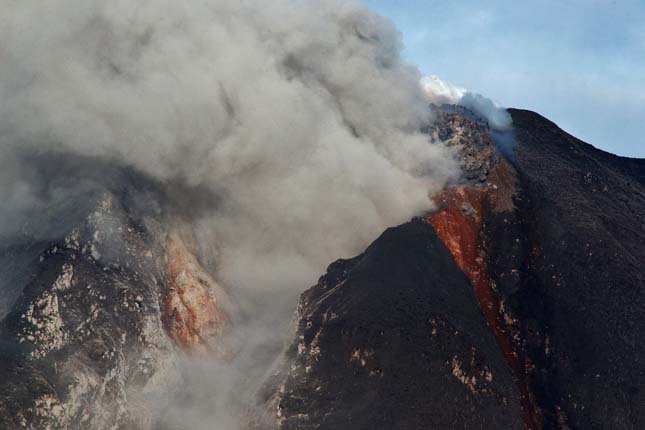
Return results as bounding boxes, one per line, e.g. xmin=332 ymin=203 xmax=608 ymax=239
xmin=0 ymin=165 xmax=232 ymax=429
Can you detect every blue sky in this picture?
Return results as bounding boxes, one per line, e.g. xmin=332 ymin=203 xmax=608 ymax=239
xmin=362 ymin=0 xmax=644 ymax=157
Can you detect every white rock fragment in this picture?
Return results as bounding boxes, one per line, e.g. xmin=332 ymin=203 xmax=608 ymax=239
xmin=53 ymin=264 xmax=74 ymax=292
xmin=90 ymin=244 xmax=101 ymax=261
xmin=20 ymin=290 xmax=67 ymax=359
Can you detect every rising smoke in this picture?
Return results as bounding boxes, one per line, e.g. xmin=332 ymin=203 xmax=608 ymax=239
xmin=1 ymin=0 xmax=468 ymax=428
xmin=0 ymin=0 xmax=459 ymax=291
xmin=421 ymin=75 xmax=516 ymax=157
xmin=421 ymin=75 xmax=513 ymax=131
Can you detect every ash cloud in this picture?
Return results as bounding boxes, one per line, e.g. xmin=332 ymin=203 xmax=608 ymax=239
xmin=0 ymin=0 xmax=461 ymax=427
xmin=1 ymin=0 xmax=458 ymax=292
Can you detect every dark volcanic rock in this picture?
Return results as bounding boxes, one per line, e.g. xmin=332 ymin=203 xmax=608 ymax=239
xmin=505 ymin=109 xmax=645 ymax=429
xmin=426 ymin=108 xmax=645 ymax=429
xmin=250 ymin=220 xmax=523 ymax=430
xmin=428 ymin=109 xmax=645 ymax=429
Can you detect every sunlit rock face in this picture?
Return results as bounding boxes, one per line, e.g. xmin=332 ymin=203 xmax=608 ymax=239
xmin=162 ymin=234 xmax=231 ymax=353
xmin=251 ymin=107 xmax=645 ymax=430
xmin=0 ymin=169 xmax=230 ymax=430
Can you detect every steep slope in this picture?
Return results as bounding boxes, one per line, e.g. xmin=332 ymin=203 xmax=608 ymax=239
xmin=502 ymin=109 xmax=645 ymax=429
xmin=248 ymin=220 xmax=523 ymax=430
xmin=430 ymin=108 xmax=645 ymax=429
xmin=252 ymin=107 xmax=645 ymax=430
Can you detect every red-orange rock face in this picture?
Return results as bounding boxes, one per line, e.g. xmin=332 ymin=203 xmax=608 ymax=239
xmin=162 ymin=235 xmax=230 ymax=353
xmin=428 ymin=186 xmax=486 ymax=283
xmin=427 ymin=162 xmax=540 ymax=430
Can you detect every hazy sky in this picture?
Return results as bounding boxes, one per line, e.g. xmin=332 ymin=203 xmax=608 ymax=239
xmin=363 ymin=0 xmax=644 ymax=158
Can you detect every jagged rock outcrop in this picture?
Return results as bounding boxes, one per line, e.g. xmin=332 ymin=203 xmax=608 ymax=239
xmin=251 ymin=107 xmax=645 ymax=430
xmin=0 ymin=166 xmax=231 ymax=429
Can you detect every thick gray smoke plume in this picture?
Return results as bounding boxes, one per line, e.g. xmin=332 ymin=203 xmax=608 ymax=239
xmin=0 ymin=0 xmax=460 ymax=428
xmin=0 ymin=0 xmax=457 ymax=291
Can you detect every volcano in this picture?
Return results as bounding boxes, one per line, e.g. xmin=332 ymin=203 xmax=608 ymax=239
xmin=1 ymin=107 xmax=644 ymax=430
xmin=247 ymin=108 xmax=645 ymax=430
